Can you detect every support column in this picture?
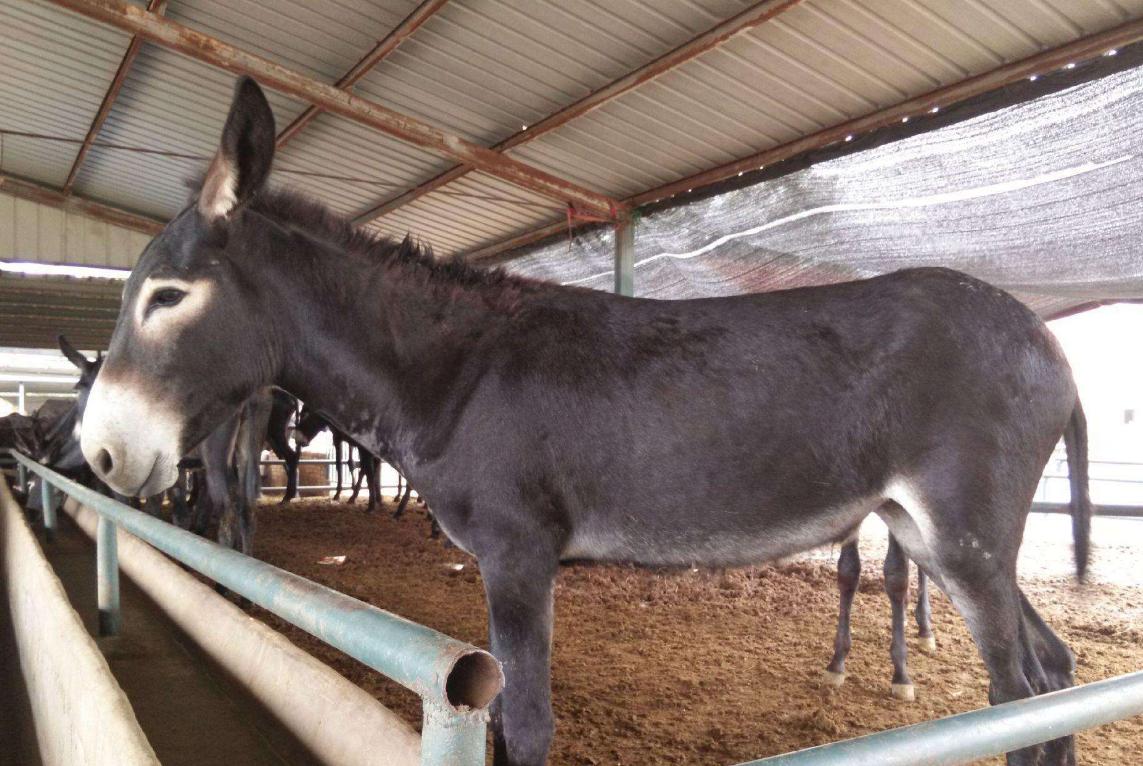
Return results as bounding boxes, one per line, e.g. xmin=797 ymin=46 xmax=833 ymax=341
xmin=613 ymin=213 xmax=635 ymax=297
xmin=420 ymin=702 xmax=487 ymax=766
xmin=40 ymin=479 xmax=57 ymax=542
xmin=97 ymin=515 xmax=121 ymax=636
xmin=17 ymin=382 xmax=26 ymax=415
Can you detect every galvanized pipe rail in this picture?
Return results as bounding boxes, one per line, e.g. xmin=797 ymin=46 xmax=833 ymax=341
xmin=742 ymin=669 xmax=1143 ymax=764
xmin=11 ymin=451 xmax=503 ymax=766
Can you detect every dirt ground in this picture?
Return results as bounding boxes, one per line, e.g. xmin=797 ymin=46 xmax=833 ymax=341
xmin=249 ymin=498 xmax=1143 ymax=765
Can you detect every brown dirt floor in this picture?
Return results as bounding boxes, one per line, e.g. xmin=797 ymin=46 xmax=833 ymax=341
xmin=248 ymin=498 xmax=1143 ymax=765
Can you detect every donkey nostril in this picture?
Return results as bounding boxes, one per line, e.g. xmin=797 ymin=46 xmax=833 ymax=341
xmin=96 ymin=448 xmax=114 ymax=476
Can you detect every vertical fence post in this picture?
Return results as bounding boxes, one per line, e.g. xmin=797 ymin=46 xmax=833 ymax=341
xmin=17 ymin=463 xmax=27 ymax=494
xmin=420 ymin=703 xmax=487 ymax=766
xmin=96 ymin=514 xmax=121 ymax=636
xmin=40 ymin=478 xmax=57 ymax=542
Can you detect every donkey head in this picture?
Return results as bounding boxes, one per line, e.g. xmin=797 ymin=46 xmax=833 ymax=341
xmin=82 ymin=77 xmax=281 ymax=496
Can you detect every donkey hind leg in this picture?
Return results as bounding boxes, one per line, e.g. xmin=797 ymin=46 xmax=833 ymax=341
xmin=825 ymin=540 xmax=860 ymax=687
xmin=1021 ymin=590 xmax=1077 ymax=765
xmin=879 ymin=497 xmax=1058 ymax=766
xmin=481 ymin=549 xmax=558 ymax=766
xmin=884 ymin=535 xmax=915 ymax=701
xmin=915 ymin=566 xmax=936 ymax=653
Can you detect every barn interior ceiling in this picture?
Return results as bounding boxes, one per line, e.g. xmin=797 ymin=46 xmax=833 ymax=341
xmin=1 ymin=0 xmax=1142 ymax=350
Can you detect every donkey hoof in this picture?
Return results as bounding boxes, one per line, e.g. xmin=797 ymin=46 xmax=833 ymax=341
xmin=918 ymin=635 xmax=937 ymax=654
xmin=821 ymin=670 xmax=847 ymax=688
xmin=891 ymin=683 xmax=915 ymax=702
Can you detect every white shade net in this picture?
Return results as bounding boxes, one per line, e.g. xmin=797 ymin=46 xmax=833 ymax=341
xmin=504 ymin=64 xmax=1143 ymax=318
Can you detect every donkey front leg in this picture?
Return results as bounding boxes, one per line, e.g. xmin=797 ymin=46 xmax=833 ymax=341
xmin=825 ymin=540 xmax=860 ymax=687
xmin=481 ymin=551 xmax=558 ymax=766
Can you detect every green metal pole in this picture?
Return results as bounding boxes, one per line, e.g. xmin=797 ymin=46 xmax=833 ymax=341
xmin=96 ymin=514 xmax=121 ymax=636
xmin=40 ymin=478 xmax=57 ymax=542
xmin=421 ymin=702 xmax=488 ymax=766
xmin=741 ymin=670 xmax=1143 ymax=766
xmin=613 ymin=213 xmax=634 ymax=296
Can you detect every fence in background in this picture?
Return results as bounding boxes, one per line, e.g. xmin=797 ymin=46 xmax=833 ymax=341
xmin=10 ymin=451 xmax=502 ymax=766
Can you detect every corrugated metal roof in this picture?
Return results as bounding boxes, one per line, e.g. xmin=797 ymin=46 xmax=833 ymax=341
xmin=505 ymin=0 xmax=1143 ymax=201
xmin=2 ymin=0 xmax=1142 ymax=267
xmin=0 ymin=0 xmax=135 ymax=185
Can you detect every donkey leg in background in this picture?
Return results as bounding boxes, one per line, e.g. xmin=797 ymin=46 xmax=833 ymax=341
xmin=393 ymin=478 xmax=413 ymax=519
xmin=825 ymin=539 xmax=861 ymax=687
xmin=333 ymin=437 xmax=345 ymax=501
xmin=348 ymin=448 xmax=367 ymax=504
xmin=885 ymin=534 xmax=915 ymax=701
xmin=364 ymin=454 xmax=381 ymax=514
xmin=916 ymin=567 xmax=936 ymax=652
xmin=393 ymin=471 xmax=404 ymax=503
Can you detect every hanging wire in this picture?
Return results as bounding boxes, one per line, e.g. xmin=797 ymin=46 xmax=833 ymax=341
xmin=0 ymin=129 xmax=566 ymax=212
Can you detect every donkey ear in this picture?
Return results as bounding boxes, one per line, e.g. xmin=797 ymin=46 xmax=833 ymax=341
xmin=199 ymin=76 xmax=276 ymax=221
xmin=58 ymin=335 xmax=91 ymax=372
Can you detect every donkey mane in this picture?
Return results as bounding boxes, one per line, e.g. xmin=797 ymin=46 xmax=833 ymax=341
xmin=250 ymin=184 xmax=537 ymax=294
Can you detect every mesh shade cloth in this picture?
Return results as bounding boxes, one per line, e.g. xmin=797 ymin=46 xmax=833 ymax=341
xmin=504 ymin=64 xmax=1143 ymax=318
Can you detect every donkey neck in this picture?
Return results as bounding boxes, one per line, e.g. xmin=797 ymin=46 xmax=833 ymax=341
xmin=261 ymin=219 xmax=516 ymax=470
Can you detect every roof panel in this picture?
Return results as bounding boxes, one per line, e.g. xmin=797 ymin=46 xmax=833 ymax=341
xmin=73 ymin=43 xmax=309 ymax=217
xmin=500 ymin=0 xmax=1143 ymax=214
xmin=0 ymin=0 xmax=135 ymax=186
xmin=166 ymin=0 xmax=423 ymax=84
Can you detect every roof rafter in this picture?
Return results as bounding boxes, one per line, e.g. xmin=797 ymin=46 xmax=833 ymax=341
xmin=464 ymin=17 xmax=1143 ymax=263
xmin=0 ymin=172 xmax=165 ymax=235
xmin=63 ymin=0 xmax=167 ymax=193
xmin=275 ymin=0 xmax=449 ymax=149
xmin=49 ymin=0 xmax=621 ymax=219
xmin=350 ymin=0 xmax=804 ymax=225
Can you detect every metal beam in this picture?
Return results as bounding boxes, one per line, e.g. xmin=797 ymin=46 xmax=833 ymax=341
xmin=63 ymin=0 xmax=167 ymax=193
xmin=351 ymin=0 xmax=803 ymax=225
xmin=0 ymin=173 xmax=164 ymax=235
xmin=275 ymin=0 xmax=449 ymax=149
xmin=461 ymin=17 xmax=1143 ymax=263
xmin=49 ymin=0 xmax=621 ymax=219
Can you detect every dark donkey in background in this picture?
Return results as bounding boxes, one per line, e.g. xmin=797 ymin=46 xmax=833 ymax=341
xmin=292 ymin=403 xmax=415 ymax=517
xmin=80 ymin=78 xmax=1091 ymax=766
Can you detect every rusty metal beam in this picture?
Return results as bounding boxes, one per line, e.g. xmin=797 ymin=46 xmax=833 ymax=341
xmin=49 ymin=0 xmax=621 ymax=219
xmin=351 ymin=0 xmax=803 ymax=225
xmin=463 ymin=17 xmax=1143 ymax=263
xmin=276 ymin=0 xmax=449 ymax=149
xmin=0 ymin=173 xmax=165 ymax=235
xmin=63 ymin=0 xmax=166 ymax=193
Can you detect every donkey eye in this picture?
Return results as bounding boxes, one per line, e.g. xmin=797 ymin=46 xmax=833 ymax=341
xmin=149 ymin=288 xmax=186 ymax=311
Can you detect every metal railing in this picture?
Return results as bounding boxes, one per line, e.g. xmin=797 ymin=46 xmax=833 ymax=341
xmin=10 ymin=451 xmax=502 ymax=766
xmin=741 ymin=670 xmax=1143 ymax=765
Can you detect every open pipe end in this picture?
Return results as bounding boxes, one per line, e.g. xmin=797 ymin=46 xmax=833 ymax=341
xmin=445 ymin=650 xmax=503 ymax=711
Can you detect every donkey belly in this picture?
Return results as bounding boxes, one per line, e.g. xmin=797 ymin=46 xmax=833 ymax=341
xmin=561 ymin=492 xmax=881 ymax=567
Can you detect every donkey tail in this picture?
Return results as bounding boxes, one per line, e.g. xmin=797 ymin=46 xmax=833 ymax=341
xmin=1062 ymin=396 xmax=1093 ymax=581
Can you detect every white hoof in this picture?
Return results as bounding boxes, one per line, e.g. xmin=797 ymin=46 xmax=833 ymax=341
xmin=918 ymin=635 xmax=937 ymax=653
xmin=891 ymin=683 xmax=915 ymax=702
xmin=822 ymin=670 xmax=847 ymax=687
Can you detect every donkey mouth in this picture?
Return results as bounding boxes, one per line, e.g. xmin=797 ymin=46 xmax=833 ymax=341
xmin=130 ymin=454 xmax=177 ymax=499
